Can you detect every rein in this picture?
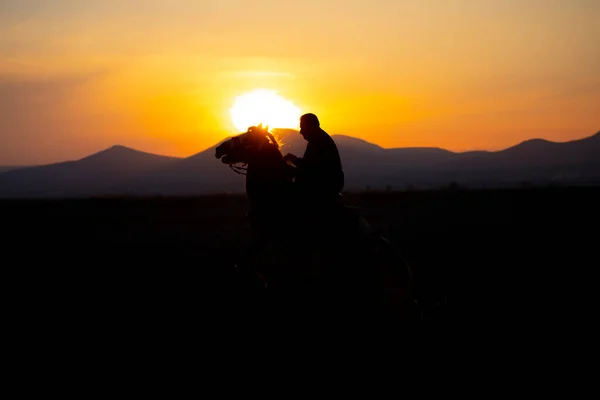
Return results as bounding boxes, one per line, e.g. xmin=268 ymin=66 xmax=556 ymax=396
xmin=229 ymin=163 xmax=248 ymax=176
xmin=226 ymin=134 xmax=280 ymax=177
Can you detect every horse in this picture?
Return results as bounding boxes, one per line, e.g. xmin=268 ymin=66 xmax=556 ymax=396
xmin=215 ymin=124 xmax=413 ymax=322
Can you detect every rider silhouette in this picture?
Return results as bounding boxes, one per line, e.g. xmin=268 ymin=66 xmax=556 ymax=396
xmin=236 ymin=114 xmax=345 ymax=285
xmin=285 ymin=113 xmax=344 ymax=212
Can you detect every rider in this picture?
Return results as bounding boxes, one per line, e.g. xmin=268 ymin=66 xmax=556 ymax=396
xmin=237 ymin=114 xmax=345 ymax=284
xmin=284 ymin=113 xmax=345 ymax=214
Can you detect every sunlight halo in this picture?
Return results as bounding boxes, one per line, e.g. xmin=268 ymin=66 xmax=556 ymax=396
xmin=229 ymin=89 xmax=301 ymax=132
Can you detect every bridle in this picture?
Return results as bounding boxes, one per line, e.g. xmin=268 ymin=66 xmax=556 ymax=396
xmin=221 ymin=135 xmax=249 ymax=176
xmin=229 ymin=163 xmax=248 ymax=176
xmin=224 ymin=130 xmax=279 ymax=177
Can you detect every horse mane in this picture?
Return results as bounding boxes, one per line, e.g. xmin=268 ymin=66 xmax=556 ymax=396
xmin=266 ymin=132 xmax=280 ymax=149
xmin=248 ymin=125 xmax=280 ymax=150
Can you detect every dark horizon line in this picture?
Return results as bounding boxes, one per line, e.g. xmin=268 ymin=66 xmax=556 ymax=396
xmin=2 ymin=129 xmax=599 ymax=169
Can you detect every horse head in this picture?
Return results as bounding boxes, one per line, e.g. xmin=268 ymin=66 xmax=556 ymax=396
xmin=215 ymin=123 xmax=279 ymax=166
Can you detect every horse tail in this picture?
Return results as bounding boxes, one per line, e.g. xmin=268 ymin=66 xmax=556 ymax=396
xmin=373 ymin=234 xmax=414 ymax=319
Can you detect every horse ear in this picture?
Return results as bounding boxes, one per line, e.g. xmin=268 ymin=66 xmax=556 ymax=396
xmin=264 ymin=125 xmax=269 ymax=132
xmin=257 ymin=123 xmax=263 ymax=129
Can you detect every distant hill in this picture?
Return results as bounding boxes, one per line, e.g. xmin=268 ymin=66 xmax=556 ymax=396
xmin=0 ymin=145 xmax=181 ymax=198
xmin=0 ymin=130 xmax=599 ymax=198
xmin=115 ymin=142 xmax=247 ymax=196
xmin=428 ymin=131 xmax=600 ymax=187
xmin=0 ymin=167 xmax=18 ymax=174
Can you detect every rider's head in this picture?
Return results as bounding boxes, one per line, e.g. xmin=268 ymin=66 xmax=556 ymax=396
xmin=299 ymin=113 xmax=320 ymax=141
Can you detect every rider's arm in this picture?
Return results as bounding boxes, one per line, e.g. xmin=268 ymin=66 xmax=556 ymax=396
xmin=285 ymin=154 xmax=303 ymax=167
xmin=292 ymin=157 xmax=304 ymax=167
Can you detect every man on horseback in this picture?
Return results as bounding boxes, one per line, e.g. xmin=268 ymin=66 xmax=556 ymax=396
xmin=216 ymin=119 xmax=413 ymax=319
xmin=284 ymin=113 xmax=345 ymax=214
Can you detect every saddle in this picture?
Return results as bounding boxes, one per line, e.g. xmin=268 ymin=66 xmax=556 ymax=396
xmin=246 ymin=193 xmax=367 ymax=243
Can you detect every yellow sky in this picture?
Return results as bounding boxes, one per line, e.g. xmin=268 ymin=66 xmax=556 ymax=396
xmin=1 ymin=0 xmax=599 ymax=165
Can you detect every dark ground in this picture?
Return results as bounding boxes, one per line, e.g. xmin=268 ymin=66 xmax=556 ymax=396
xmin=2 ymin=187 xmax=599 ymax=341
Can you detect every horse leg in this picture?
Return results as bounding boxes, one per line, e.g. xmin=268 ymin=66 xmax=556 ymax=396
xmin=331 ymin=207 xmax=415 ymax=322
xmin=373 ymin=235 xmax=414 ymax=322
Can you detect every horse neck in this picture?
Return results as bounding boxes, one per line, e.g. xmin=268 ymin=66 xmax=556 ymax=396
xmin=246 ymin=145 xmax=286 ymax=180
xmin=245 ymin=145 xmax=290 ymax=209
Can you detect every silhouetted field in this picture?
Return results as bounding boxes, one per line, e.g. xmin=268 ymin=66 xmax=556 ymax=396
xmin=3 ymin=187 xmax=599 ymax=337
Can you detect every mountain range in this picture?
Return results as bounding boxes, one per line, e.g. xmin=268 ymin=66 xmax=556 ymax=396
xmin=1 ymin=129 xmax=599 ymax=198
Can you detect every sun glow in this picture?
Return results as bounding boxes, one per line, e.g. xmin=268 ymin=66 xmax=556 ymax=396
xmin=229 ymin=89 xmax=301 ymax=132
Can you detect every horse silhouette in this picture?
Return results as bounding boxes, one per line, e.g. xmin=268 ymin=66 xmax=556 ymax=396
xmin=215 ymin=124 xmax=413 ymax=321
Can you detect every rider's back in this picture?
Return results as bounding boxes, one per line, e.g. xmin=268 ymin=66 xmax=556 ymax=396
xmin=294 ymin=129 xmax=344 ymax=206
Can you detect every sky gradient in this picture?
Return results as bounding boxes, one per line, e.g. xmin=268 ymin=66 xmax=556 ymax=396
xmin=1 ymin=0 xmax=599 ymax=165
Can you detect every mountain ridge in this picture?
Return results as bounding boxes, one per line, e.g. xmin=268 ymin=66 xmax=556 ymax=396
xmin=0 ymin=166 xmax=21 ymax=174
xmin=7 ymin=130 xmax=593 ymax=165
xmin=1 ymin=130 xmax=598 ymax=198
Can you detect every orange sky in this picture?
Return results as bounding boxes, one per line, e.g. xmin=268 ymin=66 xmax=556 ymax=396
xmin=1 ymin=0 xmax=599 ymax=165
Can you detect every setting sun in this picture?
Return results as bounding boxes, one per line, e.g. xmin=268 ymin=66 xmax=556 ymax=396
xmin=229 ymin=89 xmax=302 ymax=132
